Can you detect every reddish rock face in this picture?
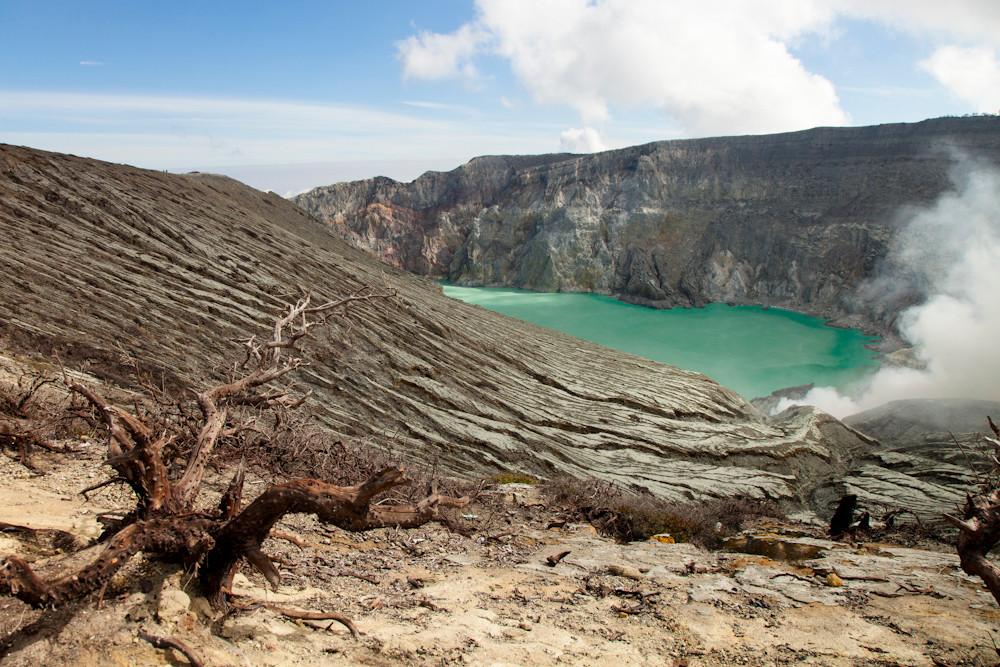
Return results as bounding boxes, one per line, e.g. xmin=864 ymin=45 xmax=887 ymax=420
xmin=330 ymin=200 xmax=461 ymax=275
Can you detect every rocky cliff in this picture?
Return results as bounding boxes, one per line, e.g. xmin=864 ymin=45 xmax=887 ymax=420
xmin=295 ymin=117 xmax=1000 ymax=333
xmin=830 ymin=399 xmax=1000 ymax=519
xmin=0 ymin=143 xmax=879 ymax=509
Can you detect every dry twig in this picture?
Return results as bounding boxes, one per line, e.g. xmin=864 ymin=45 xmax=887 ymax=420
xmin=264 ymin=603 xmax=361 ymax=638
xmin=137 ymin=629 xmax=204 ymax=667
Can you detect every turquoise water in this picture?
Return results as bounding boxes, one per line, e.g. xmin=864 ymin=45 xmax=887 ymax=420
xmin=442 ymin=284 xmax=879 ymax=400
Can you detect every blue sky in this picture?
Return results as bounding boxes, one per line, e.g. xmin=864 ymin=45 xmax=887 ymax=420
xmin=2 ymin=1 xmax=999 ymax=195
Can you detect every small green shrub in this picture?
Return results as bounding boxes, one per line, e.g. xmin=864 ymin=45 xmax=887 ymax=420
xmin=490 ymin=473 xmax=540 ymax=485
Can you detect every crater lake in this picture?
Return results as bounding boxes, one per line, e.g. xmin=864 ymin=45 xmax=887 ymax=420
xmin=442 ymin=284 xmax=878 ymax=400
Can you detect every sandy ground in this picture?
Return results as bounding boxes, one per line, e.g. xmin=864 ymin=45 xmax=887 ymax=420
xmin=1 ymin=449 xmax=999 ymax=667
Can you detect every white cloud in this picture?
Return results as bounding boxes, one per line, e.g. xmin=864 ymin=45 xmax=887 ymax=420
xmin=0 ymin=90 xmax=573 ymax=190
xmin=0 ymin=90 xmax=416 ymax=126
xmin=920 ymin=46 xmax=1000 ymax=113
xmin=402 ymin=100 xmax=456 ymax=110
xmin=79 ymin=61 xmax=103 ymax=66
xmin=559 ymin=127 xmax=606 ymax=153
xmin=397 ymin=0 xmax=1000 ymax=138
xmin=400 ymin=100 xmax=482 ymax=116
xmin=397 ymin=24 xmax=491 ymax=82
xmin=398 ymin=0 xmax=851 ymax=136
xmin=834 ymin=0 xmax=1000 ymax=48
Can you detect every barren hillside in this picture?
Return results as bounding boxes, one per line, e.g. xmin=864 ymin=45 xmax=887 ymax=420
xmin=0 ymin=143 xmax=876 ymax=507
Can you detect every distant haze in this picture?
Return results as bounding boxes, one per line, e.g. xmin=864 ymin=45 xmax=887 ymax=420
xmin=188 ymin=158 xmax=468 ymax=198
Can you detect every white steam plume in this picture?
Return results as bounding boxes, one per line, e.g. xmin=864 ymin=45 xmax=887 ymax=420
xmin=779 ymin=156 xmax=1000 ymax=418
xmin=559 ymin=127 xmax=607 ymax=153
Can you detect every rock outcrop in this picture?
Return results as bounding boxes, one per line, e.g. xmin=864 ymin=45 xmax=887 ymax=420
xmin=294 ymin=116 xmax=1000 ymax=334
xmin=810 ymin=399 xmax=1000 ymax=519
xmin=0 ymin=144 xmax=877 ymax=506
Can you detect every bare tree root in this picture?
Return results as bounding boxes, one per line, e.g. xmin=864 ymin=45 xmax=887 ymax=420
xmin=945 ymin=417 xmax=1000 ymax=607
xmin=0 ymin=285 xmax=469 ymax=621
xmin=200 ymin=467 xmax=468 ymax=608
xmin=0 ymin=522 xmax=82 ymax=555
xmin=1 ymin=517 xmax=216 ymax=607
xmin=0 ymin=467 xmax=467 ymax=609
xmin=0 ymin=372 xmax=66 ymax=469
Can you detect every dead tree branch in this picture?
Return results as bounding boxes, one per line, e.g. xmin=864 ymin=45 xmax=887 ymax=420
xmin=1 ymin=285 xmax=469 ymax=620
xmin=199 ymin=467 xmax=468 ymax=608
xmin=0 ymin=371 xmax=66 ymax=468
xmin=949 ymin=417 xmax=1000 ymax=607
xmin=263 ymin=604 xmax=361 ymax=637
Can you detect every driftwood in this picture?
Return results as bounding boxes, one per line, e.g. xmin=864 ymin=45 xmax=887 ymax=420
xmin=944 ymin=417 xmax=1000 ymax=607
xmin=0 ymin=288 xmax=470 ymax=627
xmin=545 ymin=550 xmax=571 ymax=566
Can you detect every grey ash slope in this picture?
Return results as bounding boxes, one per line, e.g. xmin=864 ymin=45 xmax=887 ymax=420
xmin=0 ymin=144 xmax=874 ymax=507
xmin=295 ymin=116 xmax=1000 ymax=334
xmin=828 ymin=399 xmax=1000 ymax=519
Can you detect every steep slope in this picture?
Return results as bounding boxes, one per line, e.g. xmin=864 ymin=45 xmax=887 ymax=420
xmin=295 ymin=117 xmax=1000 ymax=334
xmin=819 ymin=399 xmax=1000 ymax=519
xmin=0 ymin=144 xmax=874 ymax=507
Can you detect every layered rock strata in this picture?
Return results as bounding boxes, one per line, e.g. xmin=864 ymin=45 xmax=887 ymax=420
xmin=295 ymin=117 xmax=1000 ymax=334
xmin=0 ymin=144 xmax=879 ymax=506
xmin=811 ymin=399 xmax=1000 ymax=519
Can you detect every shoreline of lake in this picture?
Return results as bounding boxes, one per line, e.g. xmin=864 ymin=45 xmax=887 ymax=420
xmin=441 ymin=282 xmax=880 ymax=400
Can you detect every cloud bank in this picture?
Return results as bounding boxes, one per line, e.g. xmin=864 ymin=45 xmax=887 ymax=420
xmin=921 ymin=46 xmax=1000 ymax=113
xmin=779 ymin=156 xmax=1000 ymax=418
xmin=836 ymin=0 xmax=1000 ymax=47
xmin=0 ymin=90 xmax=566 ymax=186
xmin=400 ymin=0 xmax=848 ymax=137
xmin=398 ymin=0 xmax=1000 ymax=140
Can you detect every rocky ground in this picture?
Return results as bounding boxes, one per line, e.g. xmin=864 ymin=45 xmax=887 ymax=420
xmin=1 ymin=447 xmax=997 ymax=667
